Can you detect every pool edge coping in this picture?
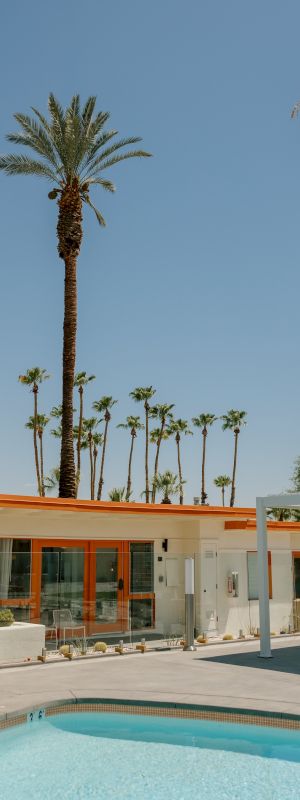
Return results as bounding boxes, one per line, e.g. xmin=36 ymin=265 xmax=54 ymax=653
xmin=2 ymin=697 xmax=300 ymax=732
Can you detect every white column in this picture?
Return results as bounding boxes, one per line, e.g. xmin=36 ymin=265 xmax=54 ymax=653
xmin=183 ymin=558 xmax=196 ymax=651
xmin=256 ymin=497 xmax=272 ymax=658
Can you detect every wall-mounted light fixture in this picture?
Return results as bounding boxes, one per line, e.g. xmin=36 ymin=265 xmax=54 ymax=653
xmin=162 ymin=538 xmax=168 ymax=552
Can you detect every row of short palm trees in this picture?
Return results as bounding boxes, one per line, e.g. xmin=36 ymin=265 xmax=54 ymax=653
xmin=20 ymin=368 xmax=247 ymax=506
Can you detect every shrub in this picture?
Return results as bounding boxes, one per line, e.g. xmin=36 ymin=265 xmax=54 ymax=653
xmin=94 ymin=641 xmax=107 ymax=653
xmin=222 ymin=633 xmax=234 ymax=640
xmin=59 ymin=645 xmax=71 ymax=656
xmin=196 ymin=635 xmax=208 ymax=644
xmin=0 ymin=609 xmax=14 ymax=627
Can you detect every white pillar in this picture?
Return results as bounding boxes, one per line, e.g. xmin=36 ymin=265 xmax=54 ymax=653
xmin=256 ymin=497 xmax=272 ymax=658
xmin=183 ymin=558 xmax=196 ymax=651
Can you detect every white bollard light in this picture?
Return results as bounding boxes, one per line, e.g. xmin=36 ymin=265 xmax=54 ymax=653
xmin=183 ymin=558 xmax=197 ymax=651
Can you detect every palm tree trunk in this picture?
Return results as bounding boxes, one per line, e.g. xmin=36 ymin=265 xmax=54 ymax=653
xmin=59 ymin=253 xmax=77 ymax=498
xmin=145 ymin=402 xmax=149 ymax=503
xmin=76 ymin=385 xmax=83 ymax=498
xmin=57 ymin=181 xmax=82 ymax=499
xmin=93 ymin=447 xmax=97 ymax=500
xmin=33 ymin=385 xmax=42 ymax=496
xmin=151 ymin=422 xmax=164 ymax=503
xmin=201 ymin=428 xmax=207 ymax=504
xmin=97 ymin=417 xmax=109 ymax=501
xmin=176 ymin=434 xmax=183 ymax=505
xmin=230 ymin=431 xmax=239 ymax=507
xmin=39 ymin=431 xmax=45 ymax=497
xmin=222 ymin=486 xmax=225 ymax=506
xmin=126 ymin=433 xmax=135 ymax=502
xmin=89 ymin=436 xmax=94 ymax=500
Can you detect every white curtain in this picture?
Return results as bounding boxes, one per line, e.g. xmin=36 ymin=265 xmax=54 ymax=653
xmin=0 ymin=539 xmax=13 ymax=599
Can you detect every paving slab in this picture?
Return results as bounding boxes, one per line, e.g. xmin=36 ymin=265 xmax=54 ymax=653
xmin=1 ymin=637 xmax=300 ymax=717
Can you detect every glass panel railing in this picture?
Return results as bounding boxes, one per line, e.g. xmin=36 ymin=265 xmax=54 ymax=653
xmin=0 ymin=548 xmax=297 ymax=661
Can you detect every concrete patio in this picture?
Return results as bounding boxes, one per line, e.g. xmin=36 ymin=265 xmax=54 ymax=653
xmin=1 ymin=636 xmax=300 ymax=720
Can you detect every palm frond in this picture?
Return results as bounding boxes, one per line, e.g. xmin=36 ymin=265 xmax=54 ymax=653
xmin=83 ymin=195 xmax=106 ymax=226
xmin=84 ymin=137 xmax=143 ymax=177
xmin=79 ymin=129 xmax=116 ymax=174
xmin=0 ymin=154 xmax=59 ymax=181
xmin=11 ymin=113 xmax=60 ymax=170
xmin=86 ymin=177 xmax=115 ymax=192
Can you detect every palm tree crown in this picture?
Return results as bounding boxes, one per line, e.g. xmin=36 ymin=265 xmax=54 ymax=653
xmin=221 ymin=409 xmax=247 ymax=432
xmin=0 ymin=95 xmax=151 ymax=227
xmin=152 ymin=470 xmax=180 ymax=504
xmin=19 ymin=367 xmax=50 ymax=388
xmin=109 ymin=487 xmax=126 ymax=502
xmin=117 ymin=416 xmax=144 ymax=434
xmin=192 ymin=413 xmax=217 ymax=430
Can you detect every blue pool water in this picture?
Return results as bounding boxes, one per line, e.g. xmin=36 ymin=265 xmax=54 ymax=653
xmin=1 ymin=711 xmax=300 ymax=799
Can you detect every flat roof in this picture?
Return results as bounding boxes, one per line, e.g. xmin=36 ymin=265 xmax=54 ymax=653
xmin=0 ymin=493 xmax=256 ymax=517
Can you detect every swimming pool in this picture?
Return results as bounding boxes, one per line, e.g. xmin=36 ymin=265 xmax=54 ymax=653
xmin=1 ymin=710 xmax=300 ymax=799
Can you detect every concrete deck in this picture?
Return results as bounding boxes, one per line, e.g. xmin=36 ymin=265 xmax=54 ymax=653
xmin=1 ymin=636 xmax=300 ymax=719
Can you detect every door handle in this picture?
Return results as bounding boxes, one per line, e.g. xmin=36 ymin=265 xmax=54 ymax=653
xmin=118 ymin=578 xmax=124 ymax=590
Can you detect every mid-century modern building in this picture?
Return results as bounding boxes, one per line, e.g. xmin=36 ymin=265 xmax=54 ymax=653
xmin=0 ymin=494 xmax=299 ymax=640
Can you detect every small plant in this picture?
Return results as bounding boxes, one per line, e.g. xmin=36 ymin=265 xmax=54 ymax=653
xmin=94 ymin=641 xmax=107 ymax=653
xmin=222 ymin=633 xmax=234 ymax=641
xmin=0 ymin=609 xmax=14 ymax=627
xmin=196 ymin=634 xmax=208 ymax=644
xmin=59 ymin=644 xmax=73 ymax=659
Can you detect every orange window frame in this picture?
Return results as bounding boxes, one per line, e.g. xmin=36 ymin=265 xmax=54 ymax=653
xmin=247 ymin=550 xmax=272 ymax=599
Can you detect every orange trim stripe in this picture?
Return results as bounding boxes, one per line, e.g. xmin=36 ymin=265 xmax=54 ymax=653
xmin=225 ymin=519 xmax=300 ymax=531
xmin=0 ymin=493 xmax=256 ymax=517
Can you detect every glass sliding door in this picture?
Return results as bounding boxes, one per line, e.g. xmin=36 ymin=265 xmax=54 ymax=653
xmin=129 ymin=542 xmax=155 ymax=629
xmin=95 ymin=548 xmax=118 ymax=624
xmin=40 ymin=547 xmax=85 ymax=626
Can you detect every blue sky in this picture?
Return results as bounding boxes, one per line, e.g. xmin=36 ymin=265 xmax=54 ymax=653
xmin=0 ymin=0 xmax=299 ymax=506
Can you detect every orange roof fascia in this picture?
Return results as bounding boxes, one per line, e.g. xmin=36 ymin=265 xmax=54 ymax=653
xmin=0 ymin=493 xmax=256 ymax=517
xmin=225 ymin=519 xmax=300 ymax=532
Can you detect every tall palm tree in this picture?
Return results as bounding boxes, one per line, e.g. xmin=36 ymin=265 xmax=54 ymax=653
xmin=74 ymin=371 xmax=95 ymax=496
xmin=192 ymin=413 xmax=217 ymax=504
xmin=93 ymin=396 xmax=118 ymax=500
xmin=168 ymin=418 xmax=192 ymax=505
xmin=149 ymin=404 xmax=174 ymax=502
xmin=117 ymin=416 xmax=144 ymax=502
xmin=25 ymin=413 xmax=50 ymax=497
xmin=129 ymin=386 xmax=156 ymax=503
xmin=44 ymin=467 xmax=60 ymax=495
xmin=221 ymin=410 xmax=247 ymax=507
xmin=19 ymin=367 xmax=50 ymax=496
xmin=214 ymin=475 xmax=231 ymax=507
xmin=1 ymin=95 xmax=151 ymax=498
xmin=152 ymin=470 xmax=180 ymax=505
xmin=82 ymin=417 xmax=100 ymax=500
xmin=109 ymin=487 xmax=126 ymax=502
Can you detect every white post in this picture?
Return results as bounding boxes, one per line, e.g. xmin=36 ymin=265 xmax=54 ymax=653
xmin=183 ymin=558 xmax=196 ymax=651
xmin=256 ymin=497 xmax=272 ymax=658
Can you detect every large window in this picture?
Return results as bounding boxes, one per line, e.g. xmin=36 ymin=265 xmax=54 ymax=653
xmin=247 ymin=551 xmax=272 ymax=600
xmin=0 ymin=539 xmax=31 ymax=599
xmin=130 ymin=543 xmax=154 ymax=593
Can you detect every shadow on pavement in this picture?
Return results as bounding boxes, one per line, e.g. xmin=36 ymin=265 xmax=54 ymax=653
xmin=199 ymin=646 xmax=300 ymax=674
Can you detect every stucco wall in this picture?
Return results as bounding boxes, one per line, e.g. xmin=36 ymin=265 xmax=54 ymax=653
xmin=0 ymin=506 xmax=299 ymax=639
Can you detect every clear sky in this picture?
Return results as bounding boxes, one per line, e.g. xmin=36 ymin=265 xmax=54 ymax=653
xmin=0 ymin=0 xmax=299 ymax=506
